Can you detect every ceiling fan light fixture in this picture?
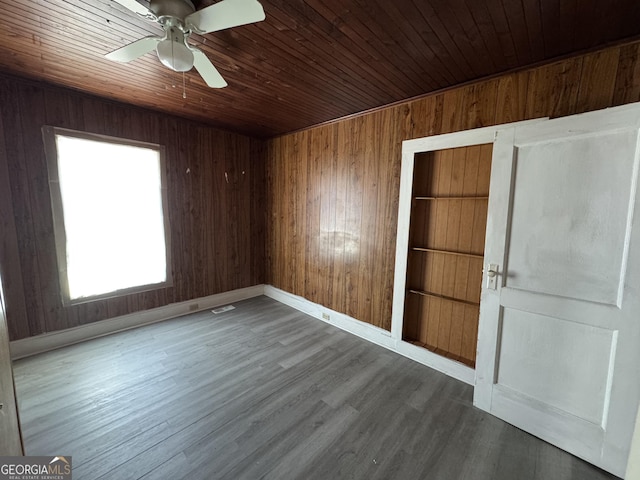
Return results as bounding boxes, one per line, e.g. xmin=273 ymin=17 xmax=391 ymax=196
xmin=156 ymin=37 xmax=194 ymax=72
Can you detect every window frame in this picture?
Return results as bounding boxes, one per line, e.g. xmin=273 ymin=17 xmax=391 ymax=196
xmin=43 ymin=126 xmax=173 ymax=306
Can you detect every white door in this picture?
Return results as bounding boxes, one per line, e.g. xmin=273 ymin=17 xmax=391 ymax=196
xmin=475 ymin=103 xmax=640 ymax=477
xmin=0 ymin=273 xmax=23 ymax=455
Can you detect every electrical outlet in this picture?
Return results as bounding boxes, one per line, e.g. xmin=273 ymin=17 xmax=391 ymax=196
xmin=322 ymin=312 xmax=330 ymax=321
xmin=189 ymin=303 xmax=199 ymax=311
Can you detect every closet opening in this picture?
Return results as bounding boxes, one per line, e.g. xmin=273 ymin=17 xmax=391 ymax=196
xmin=402 ymin=144 xmax=492 ymax=368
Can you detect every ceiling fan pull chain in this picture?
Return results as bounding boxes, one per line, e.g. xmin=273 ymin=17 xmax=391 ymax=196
xmin=183 ymin=72 xmax=187 ymax=99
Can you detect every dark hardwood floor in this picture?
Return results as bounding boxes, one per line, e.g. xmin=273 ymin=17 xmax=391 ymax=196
xmin=12 ymin=296 xmax=618 ymax=479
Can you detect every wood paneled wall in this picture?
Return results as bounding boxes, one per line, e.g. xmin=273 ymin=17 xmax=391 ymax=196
xmin=266 ymin=41 xmax=640 ymax=332
xmin=0 ymin=75 xmax=265 ymax=341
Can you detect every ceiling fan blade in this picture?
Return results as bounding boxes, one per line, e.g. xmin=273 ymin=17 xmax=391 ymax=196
xmin=192 ymin=49 xmax=228 ymax=88
xmin=110 ymin=0 xmax=152 ymax=17
xmin=186 ymin=0 xmax=265 ymax=34
xmin=105 ymin=36 xmax=161 ymax=63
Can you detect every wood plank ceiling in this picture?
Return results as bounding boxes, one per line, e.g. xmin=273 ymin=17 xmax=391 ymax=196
xmin=0 ymin=0 xmax=639 ymax=137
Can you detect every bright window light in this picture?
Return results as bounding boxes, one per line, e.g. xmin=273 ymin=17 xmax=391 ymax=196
xmin=52 ymin=133 xmax=168 ymax=301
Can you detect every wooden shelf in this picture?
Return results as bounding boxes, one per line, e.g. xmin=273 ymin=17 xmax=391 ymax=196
xmin=414 ymin=196 xmax=488 ymax=200
xmin=406 ymin=340 xmax=475 ymax=368
xmin=408 ymin=289 xmax=480 ymax=307
xmin=411 ymin=247 xmax=484 ymax=259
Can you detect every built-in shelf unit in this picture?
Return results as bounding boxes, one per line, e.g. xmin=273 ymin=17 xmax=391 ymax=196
xmin=402 ymin=144 xmax=492 ymax=368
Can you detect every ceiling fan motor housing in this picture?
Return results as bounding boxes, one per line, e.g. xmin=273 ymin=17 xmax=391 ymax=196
xmin=149 ymin=0 xmax=195 ymax=21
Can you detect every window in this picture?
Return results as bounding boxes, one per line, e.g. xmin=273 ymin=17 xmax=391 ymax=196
xmin=43 ymin=127 xmax=171 ymax=304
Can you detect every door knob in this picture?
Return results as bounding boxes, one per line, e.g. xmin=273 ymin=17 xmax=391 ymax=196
xmin=486 ymin=264 xmax=499 ymax=290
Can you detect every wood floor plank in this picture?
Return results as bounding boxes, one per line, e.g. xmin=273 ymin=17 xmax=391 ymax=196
xmin=13 ymin=296 xmax=617 ymax=480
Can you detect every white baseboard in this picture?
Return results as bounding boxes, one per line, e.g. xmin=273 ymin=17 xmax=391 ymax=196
xmin=395 ymin=340 xmax=475 ymax=385
xmin=264 ymin=285 xmax=475 ymax=385
xmin=264 ymin=285 xmax=396 ymax=350
xmin=10 ymin=285 xmax=265 ymax=360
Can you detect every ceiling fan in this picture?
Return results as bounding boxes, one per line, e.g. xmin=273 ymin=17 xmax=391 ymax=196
xmin=105 ymin=0 xmax=265 ymax=88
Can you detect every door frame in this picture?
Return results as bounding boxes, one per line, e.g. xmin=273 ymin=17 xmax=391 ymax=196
xmin=0 ymin=273 xmax=24 ymax=456
xmin=391 ymin=118 xmax=548 ymax=385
